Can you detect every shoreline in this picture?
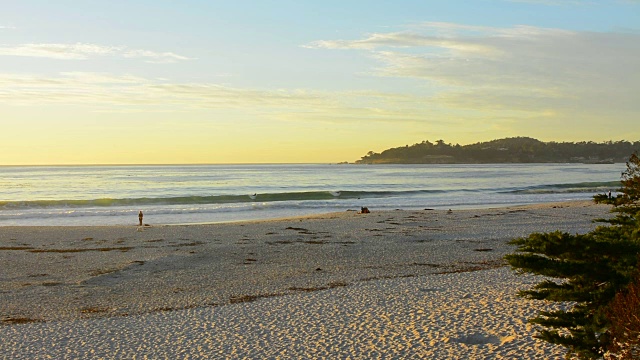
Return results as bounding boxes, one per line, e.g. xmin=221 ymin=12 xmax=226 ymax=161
xmin=0 ymin=200 xmax=611 ymax=358
xmin=1 ymin=199 xmax=602 ymax=228
xmin=166 ymin=199 xmax=601 ymax=227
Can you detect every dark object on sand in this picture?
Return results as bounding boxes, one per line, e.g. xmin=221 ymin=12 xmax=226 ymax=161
xmin=360 ymin=207 xmax=370 ymax=214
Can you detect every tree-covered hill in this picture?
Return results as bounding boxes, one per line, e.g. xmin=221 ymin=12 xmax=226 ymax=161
xmin=355 ymin=137 xmax=640 ymax=164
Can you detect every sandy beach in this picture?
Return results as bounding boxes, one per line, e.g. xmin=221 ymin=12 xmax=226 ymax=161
xmin=0 ymin=200 xmax=610 ymax=359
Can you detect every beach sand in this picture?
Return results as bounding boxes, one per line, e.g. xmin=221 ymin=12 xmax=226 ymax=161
xmin=0 ymin=200 xmax=610 ymax=359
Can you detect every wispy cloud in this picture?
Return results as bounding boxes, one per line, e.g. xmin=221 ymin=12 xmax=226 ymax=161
xmin=1 ymin=19 xmax=638 ymax=143
xmin=306 ymin=31 xmax=500 ymax=56
xmin=305 ymin=22 xmax=640 ymax=131
xmin=0 ymin=72 xmax=269 ymax=105
xmin=0 ymin=43 xmax=120 ymax=60
xmin=0 ymin=43 xmax=192 ymax=63
xmin=122 ymin=49 xmax=191 ymax=64
xmin=0 ymin=72 xmax=431 ymax=122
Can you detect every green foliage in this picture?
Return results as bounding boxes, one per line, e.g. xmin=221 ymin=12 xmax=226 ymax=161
xmin=615 ymin=152 xmax=640 ymax=212
xmin=506 ymin=153 xmax=640 ymax=359
xmin=357 ymin=137 xmax=640 ymax=164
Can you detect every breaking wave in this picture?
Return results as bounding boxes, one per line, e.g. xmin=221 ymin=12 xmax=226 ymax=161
xmin=504 ymin=181 xmax=620 ymax=195
xmin=0 ymin=190 xmax=448 ymax=209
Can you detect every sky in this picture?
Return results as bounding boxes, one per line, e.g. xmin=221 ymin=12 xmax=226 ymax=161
xmin=1 ymin=0 xmax=639 ymax=164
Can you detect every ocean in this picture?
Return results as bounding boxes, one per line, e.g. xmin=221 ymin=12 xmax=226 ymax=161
xmin=0 ymin=163 xmax=623 ymax=226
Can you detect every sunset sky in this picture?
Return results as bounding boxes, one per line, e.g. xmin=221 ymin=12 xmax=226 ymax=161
xmin=1 ymin=0 xmax=639 ymax=164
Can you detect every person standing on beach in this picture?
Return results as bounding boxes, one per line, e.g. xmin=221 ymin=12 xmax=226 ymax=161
xmin=138 ymin=210 xmax=143 ymax=226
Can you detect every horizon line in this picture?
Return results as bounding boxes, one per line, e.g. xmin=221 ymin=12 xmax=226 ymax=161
xmin=0 ymin=162 xmax=353 ymax=167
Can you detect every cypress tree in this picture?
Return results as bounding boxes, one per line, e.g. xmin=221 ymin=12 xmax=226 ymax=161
xmin=506 ymin=153 xmax=640 ymax=359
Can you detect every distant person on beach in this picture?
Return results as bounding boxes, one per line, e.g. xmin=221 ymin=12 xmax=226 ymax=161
xmin=608 ymin=190 xmax=612 ymax=199
xmin=138 ymin=211 xmax=143 ymax=226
